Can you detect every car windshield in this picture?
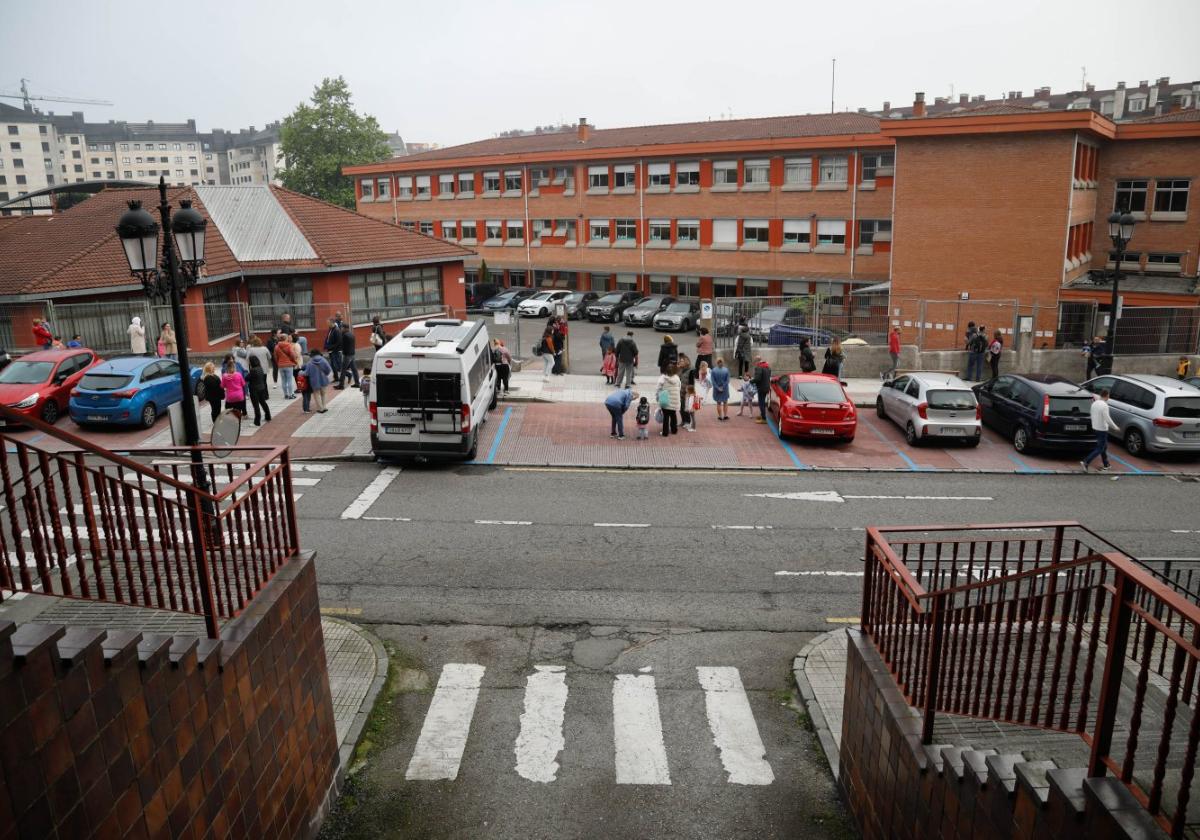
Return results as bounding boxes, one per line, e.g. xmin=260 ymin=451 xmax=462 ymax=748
xmin=756 ymin=307 xmax=787 ymax=321
xmin=790 ymin=381 xmax=845 ymax=402
xmin=927 ymin=389 xmax=976 ymax=410
xmin=0 ymin=361 xmax=53 ymax=384
xmin=79 ymin=373 xmax=134 ymax=391
xmin=665 ymin=303 xmax=692 ymax=313
xmin=564 ymin=294 xmax=584 ymax=303
xmin=528 ymin=292 xmax=552 ymax=301
xmin=597 ymin=294 xmax=624 ymax=304
xmin=1164 ymin=397 xmax=1200 ymax=418
xmin=637 ymin=297 xmax=665 ymax=307
xmin=1048 ymin=396 xmax=1092 ymax=416
xmin=493 ymin=291 xmax=518 ymax=300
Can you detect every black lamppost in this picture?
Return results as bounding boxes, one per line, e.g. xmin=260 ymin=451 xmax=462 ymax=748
xmin=1100 ymin=211 xmax=1136 ymax=374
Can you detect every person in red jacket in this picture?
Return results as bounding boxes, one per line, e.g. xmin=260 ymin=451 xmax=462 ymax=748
xmin=32 ymin=318 xmax=53 ymax=349
xmin=887 ymin=326 xmax=902 ymax=379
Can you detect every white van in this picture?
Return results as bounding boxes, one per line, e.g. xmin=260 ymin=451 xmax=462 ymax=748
xmin=370 ymin=318 xmax=497 ymax=460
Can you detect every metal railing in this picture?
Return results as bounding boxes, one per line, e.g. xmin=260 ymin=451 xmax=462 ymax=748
xmin=862 ymin=522 xmax=1200 ymax=837
xmin=0 ymin=404 xmax=300 ymax=638
xmin=712 ymin=293 xmax=891 ymax=349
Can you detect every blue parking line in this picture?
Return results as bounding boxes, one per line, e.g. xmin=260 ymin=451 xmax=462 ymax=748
xmin=1108 ymin=452 xmax=1150 ymax=475
xmin=484 ymin=406 xmax=513 ymax=465
xmin=1006 ymin=452 xmax=1052 ymax=474
xmin=765 ymin=416 xmax=809 ymax=470
xmin=27 ymin=433 xmax=45 ymax=444
xmin=863 ymin=416 xmax=922 ymax=471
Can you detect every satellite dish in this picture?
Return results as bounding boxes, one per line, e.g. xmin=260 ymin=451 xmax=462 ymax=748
xmin=210 ymin=410 xmax=242 ymax=457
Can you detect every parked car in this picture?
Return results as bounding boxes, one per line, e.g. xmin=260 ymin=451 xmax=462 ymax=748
xmin=517 ymin=290 xmax=573 ymax=318
xmin=877 ymin=372 xmax=981 ymax=446
xmin=767 ymin=372 xmax=857 ymax=442
xmin=69 ymin=356 xmax=202 ymax=429
xmin=465 ymin=282 xmax=502 ymax=310
xmin=623 ymin=295 xmax=675 ymax=326
xmin=480 ymin=287 xmax=536 ymax=312
xmin=1080 ymin=374 xmax=1200 ymax=456
xmin=587 ymin=291 xmax=642 ymax=322
xmin=973 ymin=373 xmax=1094 ymax=453
xmin=746 ymin=305 xmax=807 ymax=342
xmin=707 ymin=303 xmax=737 ymax=337
xmin=562 ymin=291 xmax=600 ymax=320
xmin=654 ymin=301 xmax=701 ymax=332
xmin=1184 ymin=376 xmax=1200 ymax=390
xmin=767 ymin=324 xmax=836 ymax=347
xmin=0 ymin=348 xmax=101 ymax=427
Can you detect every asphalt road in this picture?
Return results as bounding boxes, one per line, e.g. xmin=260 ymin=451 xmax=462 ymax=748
xmin=306 ymin=463 xmax=1196 ymax=840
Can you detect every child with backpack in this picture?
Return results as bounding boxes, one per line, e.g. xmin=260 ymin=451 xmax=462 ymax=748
xmin=360 ymin=365 xmax=372 ymax=409
xmin=635 ymin=396 xmax=651 ymax=440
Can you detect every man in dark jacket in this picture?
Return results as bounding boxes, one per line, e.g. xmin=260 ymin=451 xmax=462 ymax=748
xmin=615 ymin=331 xmax=639 ymax=388
xmin=657 ymin=336 xmax=679 ymax=373
xmin=323 ymin=318 xmax=343 ymax=388
xmin=753 ymin=356 xmax=772 ymax=424
xmin=278 ymin=313 xmax=307 ymax=356
xmin=339 ymin=324 xmax=360 ymax=388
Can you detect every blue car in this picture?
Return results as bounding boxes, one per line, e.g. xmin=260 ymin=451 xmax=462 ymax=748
xmin=69 ymin=356 xmax=202 ymax=428
xmin=767 ymin=324 xmax=836 ymax=347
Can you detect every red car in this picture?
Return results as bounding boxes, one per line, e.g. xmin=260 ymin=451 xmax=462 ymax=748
xmin=768 ymin=372 xmax=857 ymax=442
xmin=0 ymin=348 xmax=101 ymax=427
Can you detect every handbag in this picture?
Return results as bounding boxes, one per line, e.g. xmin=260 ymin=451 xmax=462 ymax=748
xmin=654 ymin=408 xmax=664 ymax=424
xmin=296 ymin=373 xmax=309 ymax=392
xmin=657 ymin=387 xmax=671 ymax=409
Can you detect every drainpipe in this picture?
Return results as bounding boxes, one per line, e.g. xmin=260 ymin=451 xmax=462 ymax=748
xmin=523 ymin=164 xmax=532 ymax=281
xmin=888 ymin=145 xmax=898 ymax=323
xmin=391 ymin=172 xmax=398 ymax=225
xmin=638 ymin=158 xmax=646 ymax=293
xmin=849 ymin=150 xmax=858 ymax=285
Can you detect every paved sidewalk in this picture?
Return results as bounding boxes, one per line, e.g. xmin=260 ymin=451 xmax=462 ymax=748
xmin=793 ymin=629 xmax=851 ymax=778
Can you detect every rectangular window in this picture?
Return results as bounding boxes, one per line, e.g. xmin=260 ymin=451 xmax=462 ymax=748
xmin=377 ymin=178 xmax=390 ymax=199
xmin=743 ymin=219 xmax=769 ymax=243
xmin=819 ymin=155 xmax=848 ymax=184
xmin=743 ymin=160 xmax=769 ymax=186
xmin=713 ymin=219 xmax=738 ymax=245
xmin=552 ymin=166 xmax=571 ymax=185
xmin=1114 ymin=179 xmax=1148 ymax=213
xmin=530 ymin=167 xmax=549 ymax=186
xmin=713 ymin=160 xmax=738 ymax=186
xmin=458 ymin=172 xmax=474 ymax=194
xmin=677 ymin=276 xmax=700 ymax=298
xmin=817 ymin=219 xmax=846 ymax=246
xmin=506 ymin=219 xmax=524 ymax=240
xmin=858 ymin=219 xmax=891 ymax=244
xmin=861 ymin=152 xmax=895 ymax=181
xmin=419 ymin=221 xmax=433 ymax=236
xmin=485 ymin=220 xmax=502 ymax=241
xmin=398 ymin=176 xmax=413 ymax=198
xmin=1146 ymin=253 xmax=1183 ymax=269
xmin=439 ymin=173 xmax=455 ymax=194
xmin=589 ymin=219 xmax=610 ymax=240
xmin=649 ymin=275 xmax=671 ymax=295
xmin=415 ymin=175 xmax=431 ymax=197
xmin=675 ymin=161 xmax=699 ymax=187
xmin=509 ymin=270 xmax=527 ymax=286
xmin=8 ymin=142 xmax=19 ymax=151
xmin=483 ymin=171 xmax=501 ymax=193
xmin=615 ymin=273 xmax=638 ymax=291
xmin=648 ymin=162 xmax=670 ymax=186
xmin=460 ymin=220 xmax=477 ymax=240
xmin=5 ymin=126 xmax=16 ymax=135
xmin=615 ymin=219 xmax=637 ymax=241
xmin=588 ymin=165 xmax=609 ymax=190
xmin=713 ymin=278 xmax=738 ymax=298
xmin=614 ymin=164 xmax=636 ymax=189
xmin=441 ymin=221 xmax=457 ymax=240
xmin=555 ymin=219 xmax=577 ymax=240
xmin=504 ymin=170 xmax=522 ymax=192
xmin=649 ymin=219 xmax=671 ymax=241
xmin=348 ymin=266 xmax=443 ymax=322
xmin=676 ymin=220 xmax=699 ymax=242
xmin=1153 ymin=179 xmax=1189 ymax=213
xmin=360 ymin=179 xmax=374 ymax=199
xmin=532 ymin=219 xmax=549 ymax=239
xmin=743 ymin=278 xmax=768 ymax=297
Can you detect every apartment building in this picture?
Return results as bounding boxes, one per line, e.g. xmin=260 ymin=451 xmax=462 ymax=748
xmin=225 ymin=123 xmax=285 ymax=185
xmin=0 ymin=103 xmax=58 ymax=206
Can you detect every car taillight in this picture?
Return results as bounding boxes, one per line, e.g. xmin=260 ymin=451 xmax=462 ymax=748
xmin=113 ymin=389 xmax=139 ymax=399
xmin=917 ymin=402 xmax=928 ymax=420
xmin=975 ymin=404 xmax=982 ymax=421
xmin=843 ymin=403 xmax=856 ymax=420
xmin=461 ymin=402 xmax=471 ymax=435
xmin=369 ymin=402 xmax=377 ymax=432
xmin=70 ymin=389 xmax=81 ymax=398
xmin=1042 ymin=394 xmax=1051 ymax=424
xmin=1153 ymin=417 xmax=1183 ymax=428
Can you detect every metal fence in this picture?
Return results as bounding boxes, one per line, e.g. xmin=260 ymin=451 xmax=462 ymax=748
xmin=712 ymin=293 xmax=891 ymax=350
xmin=1056 ymin=304 xmax=1200 ymax=354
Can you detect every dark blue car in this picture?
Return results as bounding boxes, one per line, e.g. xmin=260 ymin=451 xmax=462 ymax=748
xmin=69 ymin=356 xmax=202 ymax=429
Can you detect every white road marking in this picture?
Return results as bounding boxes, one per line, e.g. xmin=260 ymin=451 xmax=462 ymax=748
xmin=744 ymin=491 xmax=992 ymax=503
xmin=697 ymin=667 xmax=774 ymax=786
xmin=475 ymin=520 xmax=533 ymax=526
xmin=341 ymin=467 xmax=402 ymax=520
xmin=361 ymin=515 xmax=412 ymax=522
xmin=1170 ymin=530 xmax=1200 ymax=535
xmin=514 ymin=666 xmax=568 ymax=783
xmin=594 ymin=522 xmax=652 ymax=528
xmin=775 ymin=570 xmax=865 ymax=577
xmin=291 ymin=463 xmax=336 ymax=472
xmin=844 ymin=494 xmax=993 ymax=501
xmin=405 ymin=663 xmax=486 ymax=781
xmin=612 ymin=674 xmax=671 ymax=785
xmin=712 ymin=525 xmax=774 ymax=530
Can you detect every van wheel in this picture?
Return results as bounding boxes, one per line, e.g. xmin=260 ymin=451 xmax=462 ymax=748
xmin=488 ymin=388 xmax=498 ymax=411
xmin=466 ymin=433 xmax=478 ymax=461
xmin=1013 ymin=425 xmax=1031 ymax=453
xmin=1125 ymin=427 xmax=1145 ymax=456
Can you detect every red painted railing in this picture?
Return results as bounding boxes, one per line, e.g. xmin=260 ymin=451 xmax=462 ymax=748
xmin=863 ymin=523 xmax=1200 ymax=838
xmin=0 ymin=404 xmax=300 ymax=638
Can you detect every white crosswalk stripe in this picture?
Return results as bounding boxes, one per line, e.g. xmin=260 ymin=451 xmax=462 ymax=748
xmin=514 ymin=666 xmax=568 ymax=783
xmin=405 ymin=663 xmax=486 ymax=781
xmin=613 ymin=673 xmax=672 ymax=785
xmin=697 ymin=666 xmax=774 ymax=785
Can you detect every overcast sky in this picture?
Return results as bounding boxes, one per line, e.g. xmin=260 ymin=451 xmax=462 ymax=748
xmin=2 ymin=0 xmax=1198 ymax=149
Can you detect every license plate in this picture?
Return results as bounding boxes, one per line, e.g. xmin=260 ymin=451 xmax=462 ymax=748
xmin=941 ymin=427 xmax=966 ymax=436
xmin=383 ymin=424 xmax=414 ymax=435
xmin=1065 ymin=424 xmax=1087 ymax=432
xmin=88 ymin=415 xmax=108 ymax=421
xmin=1183 ymin=431 xmax=1200 ymax=439
xmin=810 ymin=428 xmax=835 ymax=435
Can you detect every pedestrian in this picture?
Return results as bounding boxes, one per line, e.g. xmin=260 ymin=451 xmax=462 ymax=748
xmin=695 ymin=327 xmax=714 ymax=371
xmin=694 ymin=360 xmax=712 ymax=408
xmin=67 ymin=334 xmax=83 ymax=348
xmin=737 ymin=373 xmax=757 ymax=417
xmin=635 ymin=396 xmax=651 ymax=440
xmin=822 ymin=339 xmax=845 ymax=378
xmin=540 ymin=328 xmax=555 ymax=380
xmin=1177 ymin=356 xmax=1191 ymax=380
xmin=684 ymin=385 xmax=699 ymax=431
xmin=676 ymin=353 xmax=693 ymax=428
xmin=304 ymin=349 xmax=333 ymax=413
xmin=340 ymin=324 xmax=360 ymax=388
xmin=752 ymin=356 xmax=772 ymax=424
xmin=734 ymin=326 xmax=752 ymax=377
xmin=232 ymin=339 xmax=249 ymax=376
xmin=158 ymin=323 xmax=177 ymax=359
xmin=246 ymin=356 xmax=271 ymax=426
xmin=200 ymin=362 xmax=224 ymax=423
xmin=711 ymin=357 xmax=731 ymax=422
xmin=599 ymin=325 xmax=615 ymax=361
xmin=369 ymin=316 xmax=388 ymax=356
xmin=51 ymin=335 xmax=66 ymax=349
xmin=604 ymin=386 xmax=636 ymax=439
xmin=32 ymin=318 xmax=53 ymax=349
xmin=797 ymin=337 xmax=816 ymax=373
xmin=615 ymin=331 xmax=639 ymax=388
xmin=658 ymin=334 xmax=678 ymax=373
xmin=361 ymin=366 xmax=373 ymax=409
xmin=128 ymin=316 xmax=147 ymax=354
xmin=323 ymin=318 xmax=343 ymax=387
xmin=602 ymin=346 xmax=617 ymax=384
xmin=278 ymin=313 xmax=307 ymax=356
xmin=275 ymin=333 xmax=300 ymax=399
xmin=887 ymin=326 xmax=901 ymax=378
xmin=552 ymin=317 xmax=568 ymax=375
xmin=491 ymin=339 xmax=511 ymax=395
xmin=656 ymin=364 xmax=681 ymax=436
xmin=987 ymin=330 xmax=1004 ymax=379
xmin=966 ymin=325 xmax=987 ymax=381
xmin=266 ymin=329 xmax=280 ymax=383
xmin=1081 ymin=388 xmax=1120 ymax=473
xmin=220 ymin=355 xmax=247 ymax=417
xmin=248 ymin=336 xmax=272 ymax=382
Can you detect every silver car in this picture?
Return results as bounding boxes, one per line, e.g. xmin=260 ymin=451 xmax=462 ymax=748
xmin=1081 ymin=374 xmax=1200 ymax=455
xmin=876 ymin=372 xmax=982 ymax=446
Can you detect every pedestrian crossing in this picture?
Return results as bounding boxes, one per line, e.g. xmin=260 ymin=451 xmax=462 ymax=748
xmin=405 ymin=663 xmax=775 ymax=786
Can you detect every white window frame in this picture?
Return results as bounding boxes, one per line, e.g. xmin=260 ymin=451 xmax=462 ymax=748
xmin=743 ymin=159 xmax=769 ymax=190
xmin=614 ymin=218 xmax=638 ymax=246
xmin=457 ymin=172 xmax=475 ymax=197
xmin=441 ymin=220 xmax=457 ymax=241
xmin=648 ymin=219 xmax=671 ymax=246
xmin=818 ymin=155 xmax=848 ymax=188
xmin=414 ymin=174 xmax=431 ymax=199
xmin=783 ymin=219 xmax=811 ymax=251
xmin=589 ymin=219 xmax=611 ymax=247
xmin=676 ymin=219 xmax=700 ymax=248
xmin=485 ymin=220 xmax=503 ymax=243
xmin=505 ymin=219 xmax=524 ymax=244
xmin=713 ymin=218 xmax=738 ymax=249
xmin=675 ymin=161 xmax=700 ymax=190
xmin=587 ymin=165 xmax=609 ymax=192
xmin=439 ymin=173 xmax=455 ymax=197
xmin=816 ymin=219 xmax=847 ymax=251
xmin=712 ymin=160 xmax=738 ymax=190
xmin=483 ymin=170 xmax=501 ymax=194
xmin=613 ymin=164 xmax=636 ymax=191
xmin=360 ymin=178 xmax=374 ymax=200
xmin=398 ymin=176 xmax=413 ymax=199
xmin=648 ymin=162 xmax=670 ymax=189
xmin=460 ymin=220 xmax=478 ymax=242
xmin=503 ymin=169 xmax=522 ymax=195
xmin=742 ymin=218 xmax=770 ymax=248
xmin=376 ymin=177 xmax=391 ymax=199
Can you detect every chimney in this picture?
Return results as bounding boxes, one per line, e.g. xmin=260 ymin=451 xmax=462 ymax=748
xmin=1016 ymin=91 xmax=1024 ymax=98
xmin=1158 ymin=76 xmax=1170 ymax=85
xmin=882 ymin=100 xmax=891 ymax=112
xmin=959 ymin=93 xmax=969 ymax=105
xmin=1035 ymin=87 xmax=1051 ymax=100
xmin=913 ymin=92 xmax=926 ymax=117
xmin=1085 ymin=83 xmax=1095 ymax=93
xmin=1114 ymin=82 xmax=1127 ymax=120
xmin=577 ymin=117 xmax=590 ymax=142
xmin=1138 ymin=80 xmax=1148 ymax=88
xmin=857 ymin=107 xmax=867 ymax=114
xmin=973 ymin=95 xmax=986 ymax=103
xmin=934 ymin=96 xmax=948 ymax=106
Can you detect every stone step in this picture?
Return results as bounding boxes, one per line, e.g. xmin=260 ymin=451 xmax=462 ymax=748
xmin=923 ymin=743 xmax=955 ymax=775
xmin=1046 ymin=766 xmax=1088 ymax=836
xmin=962 ymin=748 xmax=999 ymax=785
xmin=985 ymin=752 xmax=1024 ymax=796
xmin=1014 ymin=759 xmax=1059 ymax=806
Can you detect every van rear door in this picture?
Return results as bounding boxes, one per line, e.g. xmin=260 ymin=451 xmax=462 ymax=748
xmin=374 ymin=367 xmax=461 ymax=439
xmin=416 ymin=365 xmax=462 ymax=437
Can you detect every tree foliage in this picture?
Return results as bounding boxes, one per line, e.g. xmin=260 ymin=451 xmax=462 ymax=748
xmin=277 ymin=77 xmax=392 ymax=208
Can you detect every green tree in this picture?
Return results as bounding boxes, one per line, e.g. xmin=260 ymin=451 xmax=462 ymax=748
xmin=479 ymin=259 xmax=490 ymax=284
xmin=277 ymin=77 xmax=392 ymax=208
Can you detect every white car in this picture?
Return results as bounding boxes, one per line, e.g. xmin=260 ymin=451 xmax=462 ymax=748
xmin=876 ymin=372 xmax=981 ymax=446
xmin=517 ymin=290 xmax=572 ymax=317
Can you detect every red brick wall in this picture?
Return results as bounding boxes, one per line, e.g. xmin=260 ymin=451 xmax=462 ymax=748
xmin=0 ymin=553 xmax=338 ymax=840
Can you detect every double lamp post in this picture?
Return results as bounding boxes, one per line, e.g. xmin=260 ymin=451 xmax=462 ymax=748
xmin=1099 ymin=210 xmax=1137 ymax=374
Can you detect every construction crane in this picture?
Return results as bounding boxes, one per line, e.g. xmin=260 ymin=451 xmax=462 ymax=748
xmin=0 ymin=78 xmax=112 ymax=111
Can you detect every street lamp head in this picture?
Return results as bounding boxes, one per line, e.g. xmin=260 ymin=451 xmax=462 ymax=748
xmin=170 ymin=199 xmax=207 ymax=265
xmin=1118 ymin=212 xmax=1136 ymax=243
xmin=115 ymin=200 xmax=160 ymax=275
xmin=1107 ymin=211 xmax=1137 ymax=245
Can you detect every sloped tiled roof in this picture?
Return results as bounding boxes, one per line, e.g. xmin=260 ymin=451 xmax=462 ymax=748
xmin=391 ymin=112 xmax=883 ymax=164
xmin=1125 ymin=108 xmax=1200 ymax=124
xmin=0 ymin=185 xmax=472 ymax=299
xmin=942 ymin=103 xmax=1048 ymax=117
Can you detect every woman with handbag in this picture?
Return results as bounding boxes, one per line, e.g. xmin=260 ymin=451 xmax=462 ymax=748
xmin=656 ymin=364 xmax=682 ymax=436
xmin=822 ymin=338 xmax=844 ymax=379
xmin=540 ymin=328 xmax=555 ymax=381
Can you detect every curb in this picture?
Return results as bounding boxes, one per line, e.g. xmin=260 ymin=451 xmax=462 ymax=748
xmin=323 ymin=616 xmax=390 ymax=773
xmin=793 ymin=628 xmax=848 ymax=781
